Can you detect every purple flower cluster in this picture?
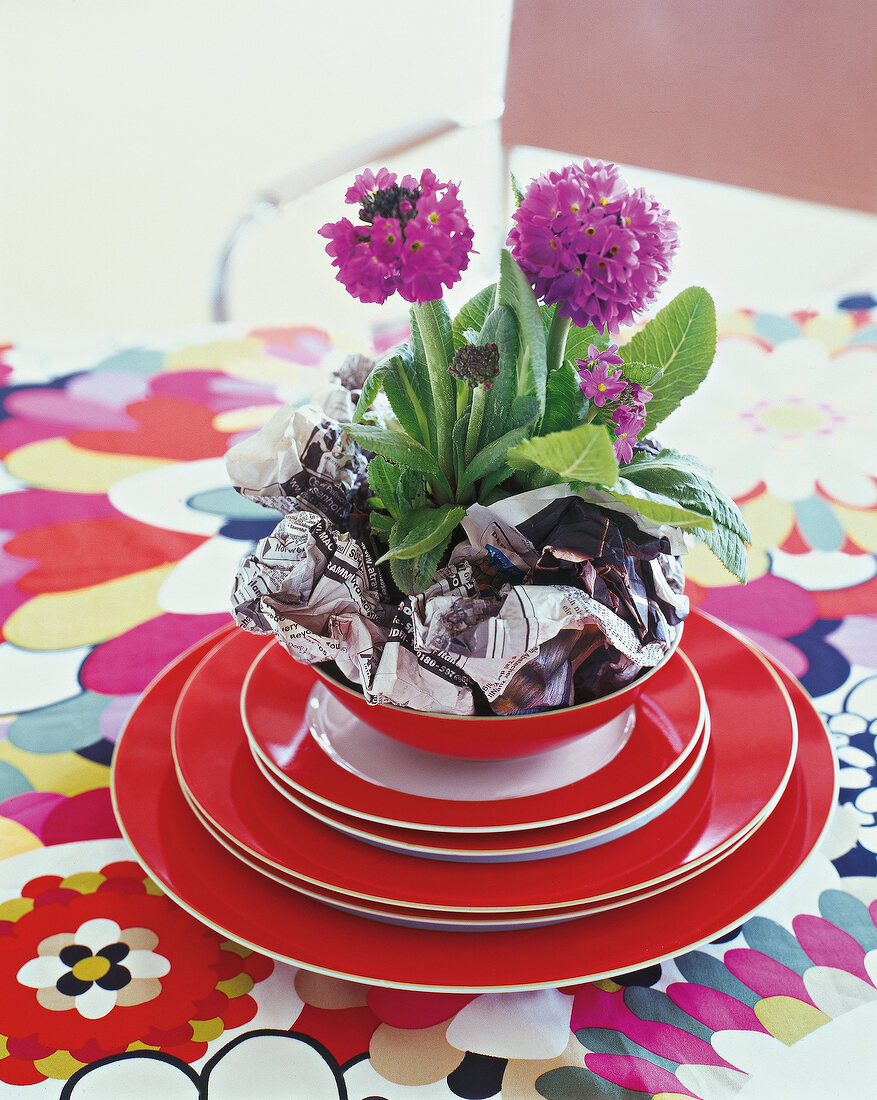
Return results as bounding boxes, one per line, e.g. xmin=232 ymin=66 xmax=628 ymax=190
xmin=508 ymin=160 xmax=679 ymax=331
xmin=575 ymin=344 xmax=652 ymax=463
xmin=319 ymin=167 xmax=474 ymax=306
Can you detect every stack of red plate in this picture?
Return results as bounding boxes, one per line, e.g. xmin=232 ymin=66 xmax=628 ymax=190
xmin=111 ymin=610 xmax=836 ymax=992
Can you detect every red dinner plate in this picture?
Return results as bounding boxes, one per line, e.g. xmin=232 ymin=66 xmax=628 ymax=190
xmin=178 ymin=637 xmax=709 ymax=862
xmin=111 ymin=614 xmax=836 ymax=990
xmin=170 ymin=615 xmax=794 ymax=911
xmin=183 ymin=787 xmax=757 ymax=931
xmin=240 ymin=632 xmax=707 ymax=832
xmin=248 ymin=719 xmax=708 ymax=861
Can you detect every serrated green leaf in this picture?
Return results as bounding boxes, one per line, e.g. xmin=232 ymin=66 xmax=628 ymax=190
xmin=452 ymin=283 xmax=496 ymax=349
xmin=618 ymin=359 xmax=663 ymax=389
xmin=497 ymin=249 xmax=547 ymax=417
xmin=344 ymin=423 xmax=449 ymax=494
xmin=541 ymin=361 xmax=587 ymax=435
xmin=594 ymin=478 xmax=713 ymax=530
xmin=507 ymin=423 xmax=618 ymax=486
xmin=389 ymin=536 xmax=451 ymax=595
xmin=367 ymin=456 xmax=402 ymax=520
xmin=394 ymin=468 xmax=429 ymax=516
xmin=378 ymin=345 xmax=434 ymax=448
xmin=620 ymin=447 xmax=750 ymax=582
xmin=452 ymin=407 xmax=470 ymax=489
xmin=478 ymin=305 xmax=520 ymax=447
xmin=505 ymin=394 xmax=541 ymax=431
xmin=369 ymin=511 xmax=393 ymax=536
xmin=458 ymin=424 xmax=533 ymax=495
xmin=479 ymin=464 xmax=513 ymax=500
xmin=352 ymin=355 xmax=391 ymax=422
xmin=692 ymin=524 xmax=749 ymax=584
xmin=378 ymin=503 xmax=466 ymax=563
xmin=510 ymin=171 xmax=525 ymax=207
xmin=624 ymin=448 xmax=751 ymax=542
xmin=620 ymin=287 xmax=717 ymax=433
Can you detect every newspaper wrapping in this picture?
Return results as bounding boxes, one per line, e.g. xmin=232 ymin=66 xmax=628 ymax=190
xmin=224 ymin=394 xmax=369 ymax=530
xmin=227 ymin=374 xmax=689 ymax=715
xmin=230 ymin=493 xmax=688 ymax=716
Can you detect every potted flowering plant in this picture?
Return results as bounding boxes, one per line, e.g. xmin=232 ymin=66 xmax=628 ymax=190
xmin=227 ymin=160 xmax=749 ymax=737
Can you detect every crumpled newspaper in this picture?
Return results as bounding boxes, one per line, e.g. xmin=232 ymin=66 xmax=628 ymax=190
xmin=227 ymin=363 xmax=689 ymax=716
xmin=231 ymin=510 xmax=395 ymax=684
xmin=224 ymin=390 xmax=369 ymax=532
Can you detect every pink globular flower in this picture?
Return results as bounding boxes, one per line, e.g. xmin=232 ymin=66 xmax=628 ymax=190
xmin=319 ymin=167 xmax=474 ymax=305
xmin=507 ymin=160 xmax=679 ymax=331
xmin=576 ymin=361 xmax=627 ymax=406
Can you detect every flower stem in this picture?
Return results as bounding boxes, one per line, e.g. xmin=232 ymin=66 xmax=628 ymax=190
xmin=545 ymin=312 xmax=571 ymax=374
xmin=455 ymin=381 xmax=468 ymax=419
xmin=465 ymin=384 xmax=487 ymax=463
xmin=413 ymin=300 xmax=456 ymax=487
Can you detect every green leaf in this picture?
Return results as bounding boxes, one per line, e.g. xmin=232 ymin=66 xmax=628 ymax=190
xmin=351 ymin=355 xmax=391 ymax=422
xmin=452 ymin=407 xmax=470 ymax=489
xmin=497 ymin=249 xmax=547 ymax=417
xmin=507 ymin=422 xmax=618 ymax=486
xmin=412 ymin=298 xmax=454 ymax=366
xmin=344 ymin=423 xmax=449 ymax=493
xmin=624 ymin=448 xmax=750 ymax=539
xmin=367 ymin=456 xmax=402 ymax=520
xmin=510 ymin=171 xmax=525 ymax=207
xmin=541 ymin=361 xmax=586 ymax=435
xmin=384 ymin=499 xmax=464 ymax=592
xmin=379 ymin=345 xmax=434 ymax=448
xmin=458 ymin=423 xmax=533 ymax=495
xmin=411 ymin=300 xmax=456 ymax=485
xmin=478 ymin=305 xmax=520 ymax=447
xmin=618 ymin=359 xmax=663 ymax=389
xmin=693 ymin=524 xmax=750 ymax=584
xmin=622 ymin=446 xmax=751 ymax=583
xmin=479 ymin=464 xmax=513 ymax=500
xmin=620 ymin=287 xmax=717 ymax=434
xmin=369 ymin=511 xmax=393 ymax=536
xmin=505 ymin=394 xmax=541 ymax=431
xmin=378 ymin=503 xmax=466 ymax=563
xmin=389 ymin=537 xmax=451 ymax=595
xmin=592 ymin=478 xmax=713 ymax=530
xmin=394 ymin=468 xmax=429 ymax=516
xmin=452 ymin=283 xmax=496 ymax=349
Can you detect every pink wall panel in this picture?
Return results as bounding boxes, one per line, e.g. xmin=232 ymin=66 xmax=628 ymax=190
xmin=503 ymin=0 xmax=876 ymax=211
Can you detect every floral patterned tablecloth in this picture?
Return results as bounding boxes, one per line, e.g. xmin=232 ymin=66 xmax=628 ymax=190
xmin=1 ymin=297 xmax=876 ymax=1099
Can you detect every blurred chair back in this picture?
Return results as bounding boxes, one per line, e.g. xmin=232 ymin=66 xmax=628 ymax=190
xmin=503 ymin=0 xmax=877 ymax=212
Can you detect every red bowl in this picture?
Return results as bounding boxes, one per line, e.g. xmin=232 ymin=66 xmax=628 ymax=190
xmin=311 ymin=625 xmax=683 ymax=761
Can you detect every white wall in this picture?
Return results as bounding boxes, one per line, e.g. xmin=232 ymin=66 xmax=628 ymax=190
xmin=0 ymin=0 xmax=511 ymax=336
